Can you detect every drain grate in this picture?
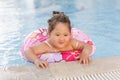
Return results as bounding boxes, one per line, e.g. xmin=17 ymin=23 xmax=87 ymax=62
xmin=53 ymin=70 xmax=120 ymax=80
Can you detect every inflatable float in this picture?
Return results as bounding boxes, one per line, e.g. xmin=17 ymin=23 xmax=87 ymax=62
xmin=21 ymin=28 xmax=95 ymax=63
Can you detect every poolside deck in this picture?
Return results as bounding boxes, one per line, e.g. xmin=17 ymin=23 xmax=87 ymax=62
xmin=0 ymin=56 xmax=120 ymax=80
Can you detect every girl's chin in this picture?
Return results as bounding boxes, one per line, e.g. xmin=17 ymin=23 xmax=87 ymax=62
xmin=57 ymin=46 xmax=66 ymax=49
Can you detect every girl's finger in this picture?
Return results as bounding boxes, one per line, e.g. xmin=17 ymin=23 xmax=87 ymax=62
xmin=88 ymin=57 xmax=91 ymax=64
xmin=85 ymin=58 xmax=88 ymax=64
xmin=42 ymin=61 xmax=49 ymax=68
xmin=83 ymin=59 xmax=86 ymax=64
xmin=40 ymin=63 xmax=46 ymax=68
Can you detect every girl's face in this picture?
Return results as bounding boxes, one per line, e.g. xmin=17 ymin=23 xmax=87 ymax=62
xmin=49 ymin=23 xmax=71 ymax=49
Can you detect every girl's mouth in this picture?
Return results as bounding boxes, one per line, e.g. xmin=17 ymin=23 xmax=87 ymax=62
xmin=59 ymin=42 xmax=64 ymax=44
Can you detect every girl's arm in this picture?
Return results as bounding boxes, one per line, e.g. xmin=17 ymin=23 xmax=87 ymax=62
xmin=24 ymin=43 xmax=49 ymax=68
xmin=79 ymin=42 xmax=92 ymax=64
xmin=71 ymin=39 xmax=92 ymax=64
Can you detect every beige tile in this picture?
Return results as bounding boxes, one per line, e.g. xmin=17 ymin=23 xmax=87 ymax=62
xmin=0 ymin=56 xmax=120 ymax=80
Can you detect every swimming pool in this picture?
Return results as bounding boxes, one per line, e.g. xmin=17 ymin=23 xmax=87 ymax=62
xmin=0 ymin=0 xmax=120 ymax=66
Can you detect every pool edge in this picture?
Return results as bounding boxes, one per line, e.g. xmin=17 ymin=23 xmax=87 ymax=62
xmin=0 ymin=56 xmax=120 ymax=80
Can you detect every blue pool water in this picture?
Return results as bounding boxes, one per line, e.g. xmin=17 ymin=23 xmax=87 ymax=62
xmin=0 ymin=0 xmax=120 ymax=66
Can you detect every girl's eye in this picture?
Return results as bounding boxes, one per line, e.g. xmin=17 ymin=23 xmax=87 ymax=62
xmin=64 ymin=34 xmax=68 ymax=36
xmin=56 ymin=34 xmax=60 ymax=36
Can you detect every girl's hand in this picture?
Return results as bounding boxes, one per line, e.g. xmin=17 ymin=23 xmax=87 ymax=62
xmin=79 ymin=53 xmax=91 ymax=64
xmin=34 ymin=59 xmax=49 ymax=69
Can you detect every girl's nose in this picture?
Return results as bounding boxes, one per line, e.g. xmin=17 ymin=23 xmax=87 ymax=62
xmin=59 ymin=36 xmax=64 ymax=41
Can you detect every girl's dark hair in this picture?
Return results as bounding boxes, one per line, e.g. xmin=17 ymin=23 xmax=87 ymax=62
xmin=48 ymin=11 xmax=71 ymax=33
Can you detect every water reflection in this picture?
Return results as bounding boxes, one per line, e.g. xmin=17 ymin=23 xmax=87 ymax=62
xmin=0 ymin=0 xmax=120 ymax=65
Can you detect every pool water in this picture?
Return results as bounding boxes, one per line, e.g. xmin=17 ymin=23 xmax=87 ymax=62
xmin=0 ymin=0 xmax=120 ymax=66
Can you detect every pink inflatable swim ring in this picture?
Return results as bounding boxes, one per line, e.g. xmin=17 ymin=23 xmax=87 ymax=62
xmin=21 ymin=28 xmax=95 ymax=63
